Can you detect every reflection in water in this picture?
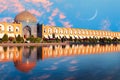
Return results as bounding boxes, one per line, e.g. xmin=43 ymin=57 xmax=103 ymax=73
xmin=42 ymin=44 xmax=120 ymax=59
xmin=0 ymin=44 xmax=120 ymax=73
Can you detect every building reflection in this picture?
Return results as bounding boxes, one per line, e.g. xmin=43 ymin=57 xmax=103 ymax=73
xmin=41 ymin=44 xmax=120 ymax=60
xmin=0 ymin=46 xmax=37 ymax=73
xmin=0 ymin=44 xmax=120 ymax=73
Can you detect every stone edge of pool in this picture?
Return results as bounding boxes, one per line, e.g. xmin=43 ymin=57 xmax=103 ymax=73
xmin=0 ymin=43 xmax=68 ymax=46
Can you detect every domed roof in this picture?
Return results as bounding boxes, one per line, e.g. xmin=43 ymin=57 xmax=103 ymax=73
xmin=14 ymin=11 xmax=37 ymax=23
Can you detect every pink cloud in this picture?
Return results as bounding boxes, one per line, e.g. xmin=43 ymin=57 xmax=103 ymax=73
xmin=48 ymin=8 xmax=59 ymax=21
xmin=48 ymin=8 xmax=59 ymax=26
xmin=0 ymin=17 xmax=13 ymax=22
xmin=13 ymin=0 xmax=25 ymax=12
xmin=59 ymin=13 xmax=66 ymax=19
xmin=29 ymin=9 xmax=43 ymax=16
xmin=48 ymin=21 xmax=56 ymax=26
xmin=61 ymin=21 xmax=73 ymax=28
xmin=0 ymin=0 xmax=25 ymax=13
xmin=25 ymin=0 xmax=53 ymax=12
xmin=51 ymin=8 xmax=59 ymax=17
xmin=0 ymin=5 xmax=7 ymax=13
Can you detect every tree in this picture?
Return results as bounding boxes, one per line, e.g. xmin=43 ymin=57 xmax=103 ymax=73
xmin=34 ymin=37 xmax=42 ymax=43
xmin=2 ymin=34 xmax=8 ymax=43
xmin=16 ymin=35 xmax=24 ymax=43
xmin=26 ymin=35 xmax=35 ymax=43
xmin=69 ymin=36 xmax=73 ymax=41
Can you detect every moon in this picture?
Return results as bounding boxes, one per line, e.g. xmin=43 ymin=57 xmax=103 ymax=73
xmin=88 ymin=10 xmax=98 ymax=21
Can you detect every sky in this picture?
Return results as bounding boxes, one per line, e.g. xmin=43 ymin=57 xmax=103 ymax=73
xmin=0 ymin=0 xmax=120 ymax=32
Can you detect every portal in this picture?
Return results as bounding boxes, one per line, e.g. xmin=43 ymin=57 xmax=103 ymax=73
xmin=23 ymin=26 xmax=31 ymax=38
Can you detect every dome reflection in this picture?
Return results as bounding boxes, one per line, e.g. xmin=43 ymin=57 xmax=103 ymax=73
xmin=13 ymin=46 xmax=37 ymax=73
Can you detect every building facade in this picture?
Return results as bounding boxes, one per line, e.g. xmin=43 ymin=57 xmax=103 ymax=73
xmin=37 ymin=24 xmax=120 ymax=39
xmin=0 ymin=22 xmax=22 ymax=38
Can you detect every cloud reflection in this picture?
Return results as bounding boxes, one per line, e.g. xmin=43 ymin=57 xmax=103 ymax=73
xmin=64 ymin=77 xmax=76 ymax=80
xmin=0 ymin=64 xmax=7 ymax=71
xmin=68 ymin=66 xmax=78 ymax=72
xmin=30 ymin=74 xmax=50 ymax=80
xmin=70 ymin=60 xmax=78 ymax=64
xmin=44 ymin=66 xmax=57 ymax=70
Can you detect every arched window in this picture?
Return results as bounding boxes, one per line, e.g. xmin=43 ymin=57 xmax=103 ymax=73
xmin=66 ymin=30 xmax=68 ymax=34
xmin=64 ymin=29 xmax=67 ymax=34
xmin=0 ymin=24 xmax=4 ymax=31
xmin=7 ymin=25 xmax=14 ymax=32
xmin=55 ymin=29 xmax=58 ymax=33
xmin=70 ymin=30 xmax=72 ymax=34
xmin=16 ymin=27 xmax=19 ymax=32
xmin=60 ymin=30 xmax=63 ymax=34
xmin=82 ymin=30 xmax=85 ymax=34
xmin=44 ymin=28 xmax=46 ymax=33
xmin=48 ymin=28 xmax=52 ymax=33
xmin=74 ymin=31 xmax=77 ymax=34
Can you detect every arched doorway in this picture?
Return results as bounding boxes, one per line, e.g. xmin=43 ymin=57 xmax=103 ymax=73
xmin=23 ymin=26 xmax=31 ymax=39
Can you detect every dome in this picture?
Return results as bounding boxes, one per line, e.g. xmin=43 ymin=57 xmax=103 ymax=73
xmin=14 ymin=11 xmax=37 ymax=23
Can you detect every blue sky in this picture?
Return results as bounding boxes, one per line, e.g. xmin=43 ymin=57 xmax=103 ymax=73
xmin=0 ymin=0 xmax=120 ymax=32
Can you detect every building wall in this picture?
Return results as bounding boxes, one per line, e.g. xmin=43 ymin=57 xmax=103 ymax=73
xmin=0 ymin=22 xmax=22 ymax=38
xmin=41 ymin=25 xmax=120 ymax=39
xmin=0 ymin=22 xmax=120 ymax=39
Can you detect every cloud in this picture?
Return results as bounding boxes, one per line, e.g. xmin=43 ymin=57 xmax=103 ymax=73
xmin=0 ymin=5 xmax=7 ymax=13
xmin=12 ymin=0 xmax=25 ymax=12
xmin=51 ymin=8 xmax=59 ymax=17
xmin=60 ymin=21 xmax=73 ymax=28
xmin=101 ymin=19 xmax=111 ymax=30
xmin=48 ymin=8 xmax=59 ymax=21
xmin=48 ymin=21 xmax=56 ymax=26
xmin=25 ymin=0 xmax=53 ymax=12
xmin=59 ymin=13 xmax=66 ymax=19
xmin=48 ymin=8 xmax=59 ymax=26
xmin=0 ymin=0 xmax=25 ymax=13
xmin=0 ymin=17 xmax=13 ymax=22
xmin=29 ymin=9 xmax=43 ymax=16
